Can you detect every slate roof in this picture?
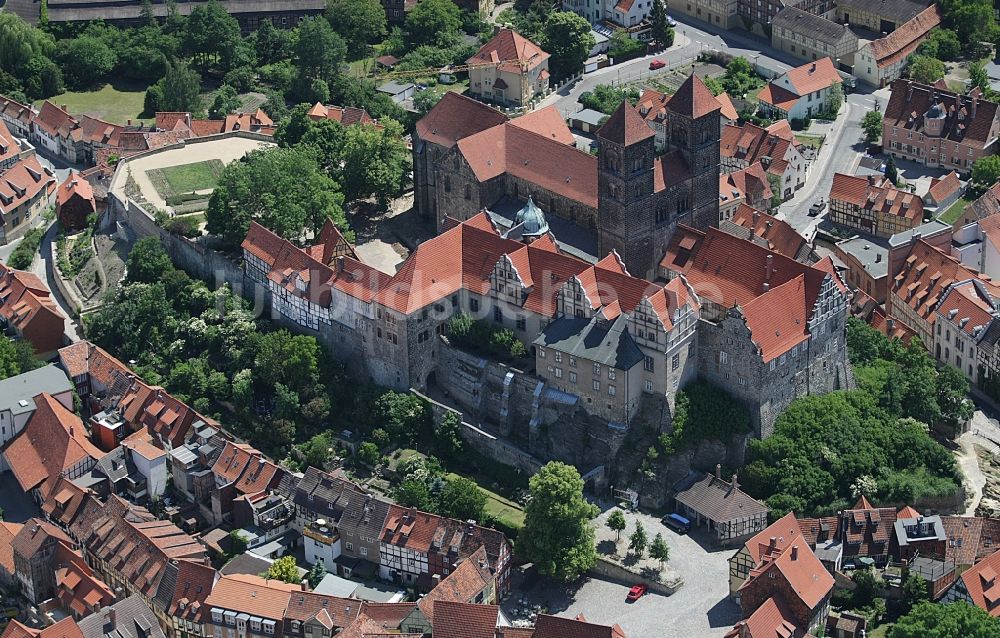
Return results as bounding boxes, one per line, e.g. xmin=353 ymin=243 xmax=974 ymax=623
xmin=0 ymin=364 xmax=71 ymax=416
xmin=674 ymin=471 xmax=769 ymax=523
xmin=533 ymin=315 xmax=644 ymax=370
xmin=839 ymin=496 xmax=897 ymax=558
xmin=283 ymin=592 xmax=362 ymax=629
xmin=77 ymin=594 xmax=165 ymax=638
xmin=151 ymin=558 xmax=217 ymax=624
xmin=772 ymin=8 xmax=854 ymax=46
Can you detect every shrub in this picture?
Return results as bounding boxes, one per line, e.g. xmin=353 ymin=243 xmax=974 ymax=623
xmin=165 ymin=216 xmax=202 ymax=238
xmin=7 ymin=227 xmax=44 ymax=270
xmin=447 ymin=313 xmax=529 ymax=361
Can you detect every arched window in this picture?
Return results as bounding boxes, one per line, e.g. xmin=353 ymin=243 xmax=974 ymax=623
xmin=464 ymin=184 xmax=472 ymax=200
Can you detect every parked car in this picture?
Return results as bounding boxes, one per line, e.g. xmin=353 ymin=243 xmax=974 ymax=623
xmin=667 ymin=15 xmax=677 ymax=26
xmin=662 ymin=512 xmax=691 ymax=534
xmin=626 ymin=584 xmax=647 ymax=602
xmin=649 ymin=59 xmax=666 ymax=70
xmin=808 ymin=200 xmax=826 ymax=216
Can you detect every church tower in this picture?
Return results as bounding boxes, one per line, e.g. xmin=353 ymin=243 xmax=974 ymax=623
xmin=665 ymin=73 xmax=721 ymax=229
xmin=596 ymin=101 xmax=657 ymax=278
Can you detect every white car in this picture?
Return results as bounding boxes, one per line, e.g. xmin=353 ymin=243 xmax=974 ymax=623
xmin=667 ymin=15 xmax=677 ymax=26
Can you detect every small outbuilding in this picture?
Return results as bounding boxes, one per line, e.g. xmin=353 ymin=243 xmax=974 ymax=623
xmin=673 ymin=466 xmax=770 ymax=543
xmin=56 ymin=171 xmax=96 ymax=231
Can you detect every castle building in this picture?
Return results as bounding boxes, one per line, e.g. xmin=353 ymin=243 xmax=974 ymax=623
xmin=412 ymin=73 xmax=722 ymax=280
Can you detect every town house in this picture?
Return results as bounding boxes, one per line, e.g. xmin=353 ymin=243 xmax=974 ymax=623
xmin=720 ymin=120 xmax=809 ymax=200
xmin=828 ymin=173 xmax=923 ymax=238
xmin=467 ymin=29 xmax=550 ymax=108
xmin=758 ymin=58 xmax=845 ymax=121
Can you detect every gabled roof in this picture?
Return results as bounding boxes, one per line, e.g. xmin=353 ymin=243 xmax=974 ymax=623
xmin=725 ymin=596 xmax=805 ymax=638
xmin=416 ymin=546 xmax=493 ymax=623
xmin=728 ymin=204 xmax=812 ymax=262
xmin=772 ymin=9 xmax=854 ymax=47
xmin=867 ymin=5 xmax=941 ymax=69
xmin=674 ymin=471 xmax=769 ymax=524
xmin=668 ymin=73 xmax=722 ymax=119
xmin=203 ymin=574 xmax=299 ymax=620
xmin=415 ymin=92 xmax=508 ymax=148
xmin=596 ymin=101 xmax=655 ymax=144
xmin=829 ymin=172 xmax=923 ymax=224
xmin=532 ymin=614 xmax=626 ymax=638
xmin=0 ymin=521 xmax=22 ymax=575
xmin=56 ymin=172 xmax=95 ymax=209
xmin=739 ymin=539 xmax=833 ymax=611
xmin=428 ymin=601 xmax=498 ymax=638
xmin=935 ymin=280 xmax=995 ymax=337
xmin=152 ymin=558 xmax=217 ymax=622
xmin=884 ymin=78 xmax=1000 ymax=149
xmin=77 ymin=594 xmax=165 ymax=638
xmin=1 ymin=617 xmax=83 ymax=638
xmin=284 ymin=592 xmax=362 ymax=628
xmin=11 ymin=518 xmax=72 ymax=560
xmin=742 ymin=512 xmax=805 ymax=567
xmin=716 ymin=92 xmax=739 ymax=121
xmin=961 ymin=548 xmax=1000 ymax=616
xmin=0 ymin=154 xmax=56 ymax=216
xmin=835 ymin=0 xmax=927 ymax=23
xmin=509 ymin=105 xmax=576 ymax=145
xmin=34 ymin=101 xmax=78 ymax=138
xmin=927 ymin=170 xmax=962 ymax=205
xmin=466 ymin=28 xmax=549 ymax=73
xmin=5 ymin=394 xmax=102 ymax=499
xmin=783 ymin=57 xmax=842 ymax=96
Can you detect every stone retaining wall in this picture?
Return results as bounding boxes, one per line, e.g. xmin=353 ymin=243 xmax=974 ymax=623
xmin=588 ymin=557 xmax=682 ymax=596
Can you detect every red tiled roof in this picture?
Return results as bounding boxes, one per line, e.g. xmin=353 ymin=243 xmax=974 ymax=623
xmin=721 ymin=122 xmax=796 ymax=174
xmin=935 ymin=280 xmax=994 ymax=335
xmin=56 ymin=172 xmax=95 ymax=209
xmin=653 ymin=150 xmax=691 ymax=193
xmin=757 ymin=83 xmax=799 ymax=113
xmin=308 ymin=103 xmax=378 ymax=127
xmin=5 ymin=394 xmax=102 ymax=499
xmin=415 ymin=92 xmax=508 ymax=148
xmin=456 ymin=120 xmax=598 ymax=208
xmin=726 ymin=596 xmax=805 ymax=638
xmin=509 ymin=105 xmax=575 ymax=145
xmin=739 ymin=539 xmax=833 ymax=611
xmin=742 ymin=274 xmax=810 ymax=362
xmin=730 ymin=204 xmax=810 ymax=261
xmin=73 ymin=114 xmax=123 ymax=147
xmin=927 ymin=170 xmax=962 ymax=205
xmin=0 ymin=521 xmax=22 ymax=575
xmin=284 ymin=592 xmax=362 ymax=628
xmin=668 ymin=73 xmax=721 ymax=119
xmin=884 ymin=78 xmax=1000 ymax=149
xmin=716 ymin=91 xmax=739 ymax=121
xmin=0 ymin=260 xmax=63 ymax=354
xmin=430 ymin=601 xmax=498 ymax=638
xmin=830 ymin=173 xmax=923 ymax=224
xmin=382 ymin=505 xmax=442 ymax=553
xmin=34 ymin=101 xmax=78 ymax=138
xmin=868 ymin=5 xmax=941 ymax=69
xmin=466 ymin=28 xmax=549 ymax=74
xmin=416 ymin=546 xmax=492 ymax=623
xmin=783 ymin=57 xmax=841 ymax=97
xmin=840 ymin=497 xmax=897 ymax=558
xmin=0 ymin=94 xmax=35 ymax=129
xmin=962 ymin=548 xmax=1000 ymax=616
xmin=532 ymin=614 xmax=626 ymax=638
xmin=596 ymin=100 xmax=655 ymax=145
xmin=1 ymin=618 xmax=82 ymax=638
xmin=742 ymin=512 xmax=804 ymax=566
xmin=204 ymin=574 xmax=299 ymax=620
xmin=155 ymin=112 xmax=191 ymax=131
xmin=0 ymin=154 xmax=56 ymax=216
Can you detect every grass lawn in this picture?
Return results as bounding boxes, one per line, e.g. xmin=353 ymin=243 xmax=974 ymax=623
xmin=446 ymin=472 xmax=525 ymax=527
xmin=147 ymin=160 xmax=225 ymax=200
xmin=795 ymin=133 xmax=825 ymax=150
xmin=868 ymin=623 xmax=892 ymax=638
xmin=38 ymin=84 xmax=150 ymax=125
xmin=939 ymin=195 xmax=973 ymax=225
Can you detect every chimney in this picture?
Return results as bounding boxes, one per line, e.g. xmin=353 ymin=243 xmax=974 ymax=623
xmin=105 ymin=608 xmax=116 ymax=629
xmin=887 ymin=318 xmax=895 ymax=332
xmin=731 ymin=473 xmax=739 ymax=491
xmin=769 ymin=536 xmax=776 ymax=550
xmin=765 ymin=254 xmax=774 ymax=283
xmin=906 ymin=81 xmax=913 ymax=102
xmin=752 ymin=210 xmax=760 ymax=227
xmin=876 ymin=253 xmax=882 ymax=263
xmin=715 ymin=463 xmax=721 ymax=480
xmin=127 ymin=119 xmax=132 ymax=126
xmin=809 ymin=62 xmax=816 ymax=73
xmin=973 ymin=95 xmax=978 ymax=118
xmin=791 ymin=545 xmax=799 ymax=560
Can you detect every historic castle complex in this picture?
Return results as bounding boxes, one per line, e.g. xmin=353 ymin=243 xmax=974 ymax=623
xmin=241 ymin=75 xmax=852 ymax=438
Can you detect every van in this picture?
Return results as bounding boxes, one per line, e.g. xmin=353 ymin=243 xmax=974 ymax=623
xmin=662 ymin=512 xmax=691 ymax=534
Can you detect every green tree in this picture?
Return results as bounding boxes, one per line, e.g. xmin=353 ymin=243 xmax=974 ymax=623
xmin=579 ymin=83 xmax=640 ymax=114
xmin=308 ymin=561 xmax=326 ymax=588
xmin=851 ymin=567 xmax=883 ymax=608
xmin=184 ymin=0 xmax=241 ymax=66
xmin=60 ymin=36 xmax=116 ymax=90
xmin=890 ymin=601 xmax=1000 ymax=638
xmin=0 ymin=13 xmax=54 ymax=75
xmin=438 ymin=476 xmax=487 ymax=521
xmin=125 ymin=237 xmax=174 ymax=284
xmin=336 ymin=118 xmax=410 ymax=206
xmin=413 ymin=90 xmax=444 ymax=115
xmin=404 ymin=0 xmax=462 ymax=47
xmin=253 ymin=330 xmax=320 ymax=393
xmin=907 ymin=54 xmax=945 ymax=84
xmin=900 ymin=572 xmax=929 ymax=615
xmin=861 ymin=111 xmax=883 ymax=144
xmin=209 ymin=84 xmax=241 ymax=119
xmin=265 ymin=556 xmax=301 ymax=584
xmin=435 ymin=411 xmax=463 ymax=458
xmin=299 ymin=432 xmax=333 ymax=469
xmin=153 ymin=62 xmax=203 ymax=114
xmin=374 ymin=391 xmax=431 ymax=445
xmin=649 ymin=0 xmax=674 ymax=48
xmin=542 ymin=12 xmax=595 ymax=80
xmin=649 ymin=532 xmax=669 ymax=568
xmin=326 ymin=0 xmax=387 ymax=58
xmin=23 ymin=54 xmax=63 ymax=99
xmin=941 ymin=0 xmax=997 ymax=56
xmin=970 ymin=59 xmax=994 ymax=97
xmin=357 ymin=441 xmax=381 ymax=466
xmin=252 ymin=20 xmax=294 ymax=65
xmin=885 ymin=154 xmax=899 ymax=185
xmin=606 ymin=509 xmax=626 ymax=541
xmin=518 ymin=462 xmax=598 ymax=580
xmin=0 ymin=337 xmax=29 ymax=380
xmin=206 ymin=146 xmax=347 ymax=248
xmin=919 ymin=28 xmax=961 ymax=61
xmin=608 ymin=28 xmax=643 ymax=61
xmin=295 ymin=16 xmax=347 ymax=86
xmin=395 ymin=478 xmax=433 ymax=509
xmin=229 ymin=529 xmax=248 ymax=555
xmin=823 ymin=82 xmax=844 ymax=118
xmin=720 ymin=56 xmax=762 ymax=98
xmin=973 ymin=154 xmax=1000 ymax=188
xmin=628 ymin=521 xmax=647 ymax=557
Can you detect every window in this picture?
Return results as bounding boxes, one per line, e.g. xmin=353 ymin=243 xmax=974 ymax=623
xmin=345 ymin=542 xmax=353 ymax=551
xmin=608 ymin=369 xmax=616 ymax=380
xmin=608 ymin=384 xmax=616 ymax=396
xmin=360 ymin=547 xmax=368 ymax=556
xmin=645 ymin=380 xmax=654 ymax=392
xmin=593 ymin=363 xmax=601 ymax=375
xmin=593 ymin=380 xmax=600 ymax=391
xmin=569 ymin=371 xmax=577 ymax=383
xmin=644 ymin=355 xmax=654 ymax=372
xmin=770 ymin=359 xmax=776 ymax=371
xmin=494 ymin=307 xmax=502 ymax=322
xmin=671 ymin=354 xmax=680 ymax=371
xmin=569 ymin=356 xmax=577 ymax=367
xmin=470 ymin=298 xmax=479 ymax=312
xmin=539 ymin=347 xmax=546 ymax=358
xmin=516 ymin=315 xmax=526 ymax=331
xmin=720 ymin=351 xmax=728 ymax=365
xmin=555 ymin=351 xmax=563 ymax=363
xmin=555 ymin=367 xmax=563 ymax=379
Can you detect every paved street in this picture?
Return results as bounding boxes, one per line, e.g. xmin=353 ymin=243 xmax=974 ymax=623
xmin=507 ymin=507 xmax=740 ymax=637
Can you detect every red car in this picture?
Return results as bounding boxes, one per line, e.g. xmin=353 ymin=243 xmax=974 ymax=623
xmin=626 ymin=584 xmax=647 ymax=602
xmin=649 ymin=59 xmax=666 ymax=70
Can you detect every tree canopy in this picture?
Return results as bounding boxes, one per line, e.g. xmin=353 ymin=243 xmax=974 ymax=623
xmin=890 ymin=601 xmax=1000 ymax=638
xmin=518 ymin=462 xmax=598 ymax=580
xmin=206 ymin=146 xmax=347 ymax=248
xmin=438 ymin=476 xmax=487 ymax=522
xmin=264 ymin=556 xmax=301 ymax=583
xmin=326 ymin=0 xmax=388 ymax=58
xmin=542 ymin=12 xmax=595 ymax=80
